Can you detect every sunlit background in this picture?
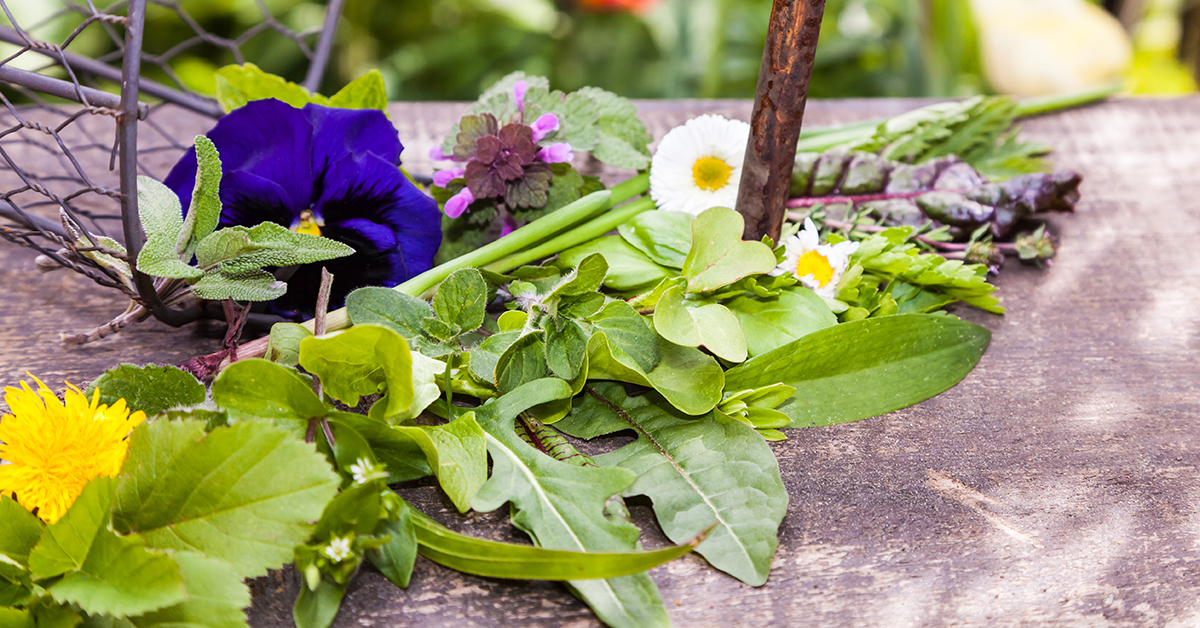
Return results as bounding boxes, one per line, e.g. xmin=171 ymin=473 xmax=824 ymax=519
xmin=3 ymin=0 xmax=1196 ymax=100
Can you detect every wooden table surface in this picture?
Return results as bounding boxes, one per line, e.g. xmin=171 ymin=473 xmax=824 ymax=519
xmin=2 ymin=97 xmax=1198 ymax=627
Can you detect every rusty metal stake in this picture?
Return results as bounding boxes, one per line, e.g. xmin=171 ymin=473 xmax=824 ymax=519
xmin=735 ymin=0 xmax=826 ymax=243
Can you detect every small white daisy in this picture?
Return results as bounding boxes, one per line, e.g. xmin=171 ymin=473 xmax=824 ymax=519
xmin=324 ymin=536 xmax=353 ymax=563
xmin=649 ymin=114 xmax=750 ymax=216
xmin=349 ymin=457 xmax=374 ymax=485
xmin=774 ymin=218 xmax=860 ymax=298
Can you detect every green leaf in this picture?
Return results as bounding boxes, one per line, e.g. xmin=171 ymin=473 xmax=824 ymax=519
xmin=112 ymin=420 xmax=341 ymax=578
xmin=212 ymin=359 xmax=326 ymax=422
xmin=0 ymin=495 xmax=41 ymax=568
xmin=394 ymin=413 xmax=488 ymax=513
xmin=86 ymin=364 xmax=205 ymax=417
xmin=299 ymin=325 xmax=423 ymax=422
xmin=175 ymin=136 xmax=223 ymax=259
xmin=196 ymin=223 xmax=354 ymax=273
xmin=495 ymin=332 xmax=549 ymax=394
xmin=29 ymin=477 xmax=117 ymax=579
xmin=30 ymin=604 xmax=80 ymax=628
xmin=524 ymin=89 xmax=600 ymax=152
xmin=575 ymin=87 xmax=651 ymax=169
xmin=327 ymin=70 xmax=388 ymax=111
xmin=292 ymin=578 xmax=346 ymax=628
xmin=543 ymin=319 xmax=589 ymax=381
xmin=466 ymin=330 xmax=520 ymax=387
xmin=0 ymin=608 xmax=33 ymax=628
xmin=558 ymin=236 xmax=673 ymax=292
xmin=617 ymin=210 xmax=692 ymax=269
xmin=214 ymin=63 xmax=320 ymax=112
xmin=471 ymin=379 xmax=670 ymax=628
xmin=652 ymin=285 xmax=747 ymax=363
xmin=681 ymin=207 xmax=777 ymax=293
xmin=724 ymin=314 xmax=991 ymax=428
xmin=190 ymin=269 xmax=286 ymax=302
xmin=582 ymin=301 xmax=659 ymax=373
xmin=587 ymin=332 xmax=723 ymax=417
xmin=135 ymin=177 xmax=201 ymax=280
xmin=265 ymin=323 xmax=314 ymax=367
xmin=345 ymin=287 xmax=432 ymax=340
xmin=325 ymin=413 xmax=431 ymax=483
xmin=367 ymin=511 xmax=417 ymax=589
xmin=431 ymin=269 xmax=488 ymax=333
xmin=724 ymin=287 xmax=837 ymax=358
xmin=546 ymin=253 xmax=608 ymax=301
xmin=572 ymin=384 xmax=787 ymax=586
xmin=408 ymin=501 xmax=697 ymax=580
xmin=129 ymin=552 xmax=250 ymax=628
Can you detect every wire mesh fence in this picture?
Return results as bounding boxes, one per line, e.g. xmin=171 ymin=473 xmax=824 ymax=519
xmin=0 ymin=0 xmax=340 ymax=326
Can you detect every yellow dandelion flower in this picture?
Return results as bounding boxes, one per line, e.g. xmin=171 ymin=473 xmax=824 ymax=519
xmin=0 ymin=376 xmax=145 ymax=523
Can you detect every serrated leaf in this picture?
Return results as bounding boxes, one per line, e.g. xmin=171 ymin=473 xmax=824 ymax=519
xmin=212 ymin=359 xmax=326 ymax=422
xmin=724 ymin=287 xmax=837 ymax=358
xmin=136 ymin=176 xmax=202 ymax=280
xmin=617 ymin=210 xmax=692 ymax=269
xmin=586 ymin=332 xmax=723 ymax=417
xmin=214 ymin=63 xmax=320 ymax=112
xmin=299 ymin=325 xmax=423 ymax=422
xmin=681 ymin=207 xmax=777 ymax=293
xmin=190 ymin=269 xmax=286 ymax=302
xmin=265 ymin=323 xmax=314 ymax=367
xmin=724 ymin=314 xmax=990 ymax=428
xmin=0 ymin=608 xmax=33 ymax=628
xmin=394 ymin=413 xmax=487 ymax=513
xmin=327 ymin=69 xmax=388 ymax=111
xmin=112 ymin=420 xmax=341 ymax=578
xmin=345 ymin=287 xmax=432 ymax=340
xmin=29 ymin=477 xmax=117 ymax=579
xmin=129 ymin=552 xmax=249 ymax=628
xmin=432 ymin=269 xmax=487 ymax=333
xmin=0 ymin=495 xmax=42 ymax=568
xmin=575 ymin=86 xmax=651 ymax=169
xmin=568 ymin=384 xmax=786 ymax=586
xmin=86 ymin=364 xmax=205 ymax=417
xmin=524 ymin=89 xmax=600 ymax=152
xmin=48 ymin=528 xmax=186 ymax=619
xmin=652 ymin=285 xmax=747 ymax=363
xmin=176 ymin=136 xmax=223 ymax=258
xmin=471 ymin=379 xmax=670 ymax=628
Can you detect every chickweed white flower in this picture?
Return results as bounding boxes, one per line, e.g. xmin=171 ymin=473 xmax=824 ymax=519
xmin=324 ymin=536 xmax=353 ymax=563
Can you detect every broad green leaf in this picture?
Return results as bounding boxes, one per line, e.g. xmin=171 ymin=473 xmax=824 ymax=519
xmin=680 ymin=207 xmax=777 ymax=293
xmin=546 ymin=253 xmax=608 ymax=301
xmin=467 ymin=330 xmax=520 ymax=386
xmin=299 ymin=325 xmax=417 ymax=421
xmin=368 ymin=511 xmax=417 ymax=589
xmin=558 ymin=237 xmax=673 ymax=292
xmin=574 ymin=384 xmax=787 ymax=586
xmin=212 ymin=359 xmax=326 ymax=422
xmin=543 ymin=319 xmax=589 ymax=381
xmin=292 ymin=579 xmax=345 ymax=628
xmin=0 ymin=608 xmax=33 ymax=628
xmin=129 ymin=552 xmax=250 ymax=628
xmin=327 ymin=69 xmax=388 ymax=111
xmin=495 ymin=332 xmax=548 ymax=394
xmin=0 ymin=495 xmax=42 ymax=567
xmin=394 ymin=413 xmax=487 ymax=513
xmin=432 ymin=269 xmax=487 ymax=333
xmin=190 ymin=269 xmax=286 ymax=302
xmin=214 ymin=63 xmax=321 ymax=112
xmin=115 ymin=421 xmax=207 ymax=527
xmin=30 ymin=604 xmax=80 ymax=628
xmin=196 ymin=223 xmax=353 ymax=273
xmin=617 ymin=210 xmax=692 ymax=269
xmin=29 ymin=477 xmax=117 ymax=579
xmin=176 ymin=136 xmax=223 ymax=258
xmin=345 ymin=287 xmax=432 ymax=340
xmin=724 ymin=314 xmax=991 ymax=427
xmin=725 ymin=287 xmax=837 ymax=358
xmin=408 ymin=502 xmax=698 ymax=580
xmin=135 ymin=177 xmax=201 ymax=280
xmin=575 ymin=86 xmax=652 ymax=169
xmin=652 ymin=285 xmax=747 ymax=363
xmin=265 ymin=323 xmax=314 ymax=367
xmin=112 ymin=421 xmax=341 ymax=578
xmin=582 ymin=301 xmax=659 ymax=373
xmin=471 ymin=379 xmax=669 ymax=628
xmin=587 ymin=332 xmax=723 ymax=417
xmin=524 ymin=88 xmax=600 ymax=152
xmin=325 ymin=413 xmax=431 ymax=483
xmin=86 ymin=364 xmax=205 ymax=417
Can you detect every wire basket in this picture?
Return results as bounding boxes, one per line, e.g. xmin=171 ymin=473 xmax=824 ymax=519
xmin=0 ymin=0 xmax=343 ymax=328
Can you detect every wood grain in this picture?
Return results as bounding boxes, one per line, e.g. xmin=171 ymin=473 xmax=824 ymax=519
xmin=2 ymin=96 xmax=1198 ymax=627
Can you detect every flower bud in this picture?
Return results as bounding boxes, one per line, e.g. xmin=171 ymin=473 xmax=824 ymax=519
xmin=537 ymin=142 xmax=574 ymax=164
xmin=444 ymin=187 xmax=475 ymax=218
xmin=432 ymin=167 xmax=465 ymax=188
xmin=531 ymin=113 xmax=560 ymax=142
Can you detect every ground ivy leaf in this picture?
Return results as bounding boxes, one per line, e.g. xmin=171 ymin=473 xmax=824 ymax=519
xmin=617 ymin=210 xmax=692 ymax=269
xmin=471 ymin=379 xmax=669 ymax=628
xmin=432 ymin=269 xmax=488 ymax=333
xmin=652 ymin=285 xmax=747 ymax=363
xmin=394 ymin=413 xmax=487 ymax=513
xmin=299 ymin=325 xmax=418 ymax=421
xmin=111 ymin=421 xmax=341 ymax=578
xmin=681 ymin=207 xmax=777 ymax=293
xmin=547 ymin=253 xmax=608 ymax=301
xmin=129 ymin=552 xmax=250 ymax=628
xmin=543 ymin=319 xmax=589 ymax=381
xmin=86 ymin=364 xmax=205 ymax=417
xmin=345 ymin=287 xmax=432 ymax=340
xmin=587 ymin=332 xmax=723 ymax=417
xmin=724 ymin=287 xmax=838 ymax=358
xmin=212 ymin=359 xmax=326 ymax=422
xmin=327 ymin=69 xmax=388 ymax=111
xmin=724 ymin=314 xmax=991 ymax=428
xmin=48 ymin=528 xmax=186 ymax=619
xmin=579 ymin=383 xmax=787 ymax=586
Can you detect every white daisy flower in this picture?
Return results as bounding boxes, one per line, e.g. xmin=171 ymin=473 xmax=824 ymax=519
xmin=774 ymin=218 xmax=860 ymax=298
xmin=324 ymin=536 xmax=353 ymax=563
xmin=349 ymin=457 xmax=374 ymax=485
xmin=649 ymin=114 xmax=750 ymax=216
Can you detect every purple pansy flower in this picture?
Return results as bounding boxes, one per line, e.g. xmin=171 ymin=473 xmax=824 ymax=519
xmin=164 ymin=98 xmax=441 ymax=317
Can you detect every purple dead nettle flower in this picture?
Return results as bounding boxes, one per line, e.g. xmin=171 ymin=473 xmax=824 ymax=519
xmin=433 ymin=81 xmax=574 ymax=219
xmin=165 ymin=98 xmax=442 ymax=318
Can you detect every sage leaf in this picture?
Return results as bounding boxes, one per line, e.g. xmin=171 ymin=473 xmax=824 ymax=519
xmin=299 ymin=325 xmax=422 ymax=422
xmin=472 ymin=379 xmax=670 ymax=628
xmin=587 ymin=332 xmax=723 ymax=416
xmin=432 ymin=269 xmax=488 ymax=333
xmin=680 ymin=207 xmax=777 ymax=293
xmin=196 ymin=223 xmax=353 ymax=273
xmin=574 ymin=384 xmax=787 ymax=586
xmin=652 ymin=285 xmax=747 ymax=363
xmin=111 ymin=420 xmax=341 ymax=578
xmin=724 ymin=314 xmax=991 ymax=427
xmin=190 ymin=269 xmax=286 ymax=302
xmin=617 ymin=210 xmax=692 ymax=269
xmin=135 ymin=176 xmax=201 ymax=280
xmin=176 ymin=135 xmax=223 ymax=259
xmin=86 ymin=364 xmax=205 ymax=417
xmin=394 ymin=413 xmax=488 ymax=513
xmin=724 ymin=287 xmax=837 ymax=358
xmin=212 ymin=359 xmax=326 ymax=422
xmin=346 ymin=287 xmax=432 ymax=340
xmin=129 ymin=552 xmax=250 ymax=628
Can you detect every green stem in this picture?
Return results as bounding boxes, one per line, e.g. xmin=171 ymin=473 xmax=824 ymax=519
xmin=1013 ymin=82 xmax=1124 ymax=117
xmin=486 ymin=196 xmax=656 ymax=274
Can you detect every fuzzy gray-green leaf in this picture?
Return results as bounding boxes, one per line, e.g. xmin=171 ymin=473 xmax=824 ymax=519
xmin=176 ymin=135 xmax=223 ymax=258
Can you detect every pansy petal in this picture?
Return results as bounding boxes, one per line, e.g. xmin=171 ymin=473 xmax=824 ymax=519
xmin=304 ymin=104 xmax=402 ymax=177
xmin=216 ymin=169 xmax=301 ymax=229
xmin=272 ymin=218 xmax=403 ymax=314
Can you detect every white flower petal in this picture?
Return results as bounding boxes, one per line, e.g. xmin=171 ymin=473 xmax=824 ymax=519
xmin=650 ymin=115 xmax=751 ymax=216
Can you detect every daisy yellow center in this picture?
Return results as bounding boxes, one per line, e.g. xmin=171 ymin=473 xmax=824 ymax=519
xmin=295 ymin=210 xmax=322 ymax=237
xmin=692 ymin=156 xmax=733 ymax=192
xmin=796 ymin=250 xmax=836 ymax=287
xmin=0 ymin=378 xmax=145 ymax=523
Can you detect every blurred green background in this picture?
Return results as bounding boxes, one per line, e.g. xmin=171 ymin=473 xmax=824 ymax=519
xmin=4 ymin=0 xmax=1198 ymax=100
